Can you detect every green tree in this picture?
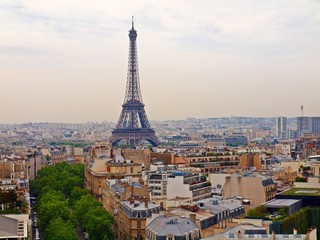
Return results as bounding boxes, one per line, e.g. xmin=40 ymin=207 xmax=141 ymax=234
xmin=44 ymin=217 xmax=78 ymax=240
xmin=74 ymin=195 xmax=102 ymax=226
xmin=69 ymin=187 xmax=90 ymax=207
xmin=30 ymin=163 xmax=113 ymax=238
xmin=37 ymin=190 xmax=76 ymax=231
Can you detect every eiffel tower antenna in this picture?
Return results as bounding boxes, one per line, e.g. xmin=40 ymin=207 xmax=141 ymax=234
xmin=109 ymin=19 xmax=159 ymax=147
xmin=132 ymin=16 xmax=134 ymax=29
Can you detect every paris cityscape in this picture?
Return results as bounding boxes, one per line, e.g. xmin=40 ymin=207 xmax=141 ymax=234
xmin=1 ymin=1 xmax=320 ymax=240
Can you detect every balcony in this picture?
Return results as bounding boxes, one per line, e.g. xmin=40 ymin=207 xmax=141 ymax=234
xmin=189 ymin=181 xmax=211 ymax=191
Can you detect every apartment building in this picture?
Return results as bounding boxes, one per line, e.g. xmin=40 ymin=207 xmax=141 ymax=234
xmin=223 ymin=174 xmax=277 ymax=207
xmin=146 ymin=216 xmax=201 ymax=240
xmin=118 ymin=199 xmax=160 ymax=240
xmin=167 ymin=172 xmax=211 ymax=203
xmin=85 ymin=156 xmax=142 ymax=201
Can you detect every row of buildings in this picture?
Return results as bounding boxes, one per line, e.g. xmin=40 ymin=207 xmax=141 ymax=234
xmin=84 ymin=142 xmax=319 ymax=239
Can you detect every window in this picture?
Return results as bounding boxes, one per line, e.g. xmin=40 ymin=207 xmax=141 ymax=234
xmin=131 ymin=167 xmax=133 ymax=173
xmin=137 ymin=221 xmax=141 ymax=228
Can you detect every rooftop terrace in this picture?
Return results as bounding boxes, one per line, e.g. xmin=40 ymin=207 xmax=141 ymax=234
xmin=280 ymin=188 xmax=320 ymax=196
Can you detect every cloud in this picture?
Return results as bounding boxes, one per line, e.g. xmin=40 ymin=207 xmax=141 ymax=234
xmin=1 ymin=1 xmax=116 ymax=39
xmin=0 ymin=45 xmax=55 ymax=56
xmin=1 ymin=0 xmax=320 ymax=122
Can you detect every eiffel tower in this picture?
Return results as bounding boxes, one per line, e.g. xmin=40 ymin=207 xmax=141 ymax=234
xmin=109 ymin=18 xmax=159 ymax=147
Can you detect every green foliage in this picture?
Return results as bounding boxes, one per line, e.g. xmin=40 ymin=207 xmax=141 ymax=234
xmin=74 ymin=195 xmax=113 ymax=240
xmin=295 ymin=177 xmax=307 ymax=182
xmin=0 ymin=190 xmax=21 ymax=214
xmin=74 ymin=195 xmax=102 ymax=226
xmin=69 ymin=187 xmax=90 ymax=207
xmin=36 ymin=190 xmax=76 ymax=231
xmin=0 ymin=190 xmax=17 ymax=204
xmin=44 ymin=217 xmax=78 ymax=240
xmin=30 ymin=163 xmax=113 ymax=239
xmin=49 ymin=141 xmax=90 ymax=148
xmin=30 ymin=163 xmax=84 ymax=196
xmin=247 ymin=205 xmax=267 ymax=218
xmin=270 ymin=207 xmax=320 ymax=239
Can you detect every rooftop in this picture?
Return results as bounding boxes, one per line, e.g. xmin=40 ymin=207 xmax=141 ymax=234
xmin=121 ymin=200 xmax=159 ymax=211
xmin=147 ymin=216 xmax=199 ymax=237
xmin=280 ymin=188 xmax=320 ymax=196
xmin=263 ymin=199 xmax=301 ymax=207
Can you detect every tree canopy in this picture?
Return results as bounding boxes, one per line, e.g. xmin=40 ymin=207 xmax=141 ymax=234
xmin=30 ymin=163 xmax=113 ymax=240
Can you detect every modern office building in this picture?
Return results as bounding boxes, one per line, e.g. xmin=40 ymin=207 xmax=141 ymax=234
xmin=310 ymin=117 xmax=320 ymax=133
xmin=297 ymin=116 xmax=320 ymax=136
xmin=276 ymin=117 xmax=287 ymax=139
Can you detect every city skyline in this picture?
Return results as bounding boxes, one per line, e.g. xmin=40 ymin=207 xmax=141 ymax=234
xmin=1 ymin=0 xmax=320 ymax=123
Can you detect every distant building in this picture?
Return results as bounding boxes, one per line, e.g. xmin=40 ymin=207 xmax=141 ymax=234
xmin=146 ymin=216 xmax=201 ymax=240
xmin=276 ymin=117 xmax=287 ymax=139
xmin=297 ymin=116 xmax=320 ymax=137
xmin=297 ymin=117 xmax=311 ymax=137
xmin=223 ymin=174 xmax=276 ymax=208
xmin=239 ymin=153 xmax=262 ymax=170
xmin=225 ymin=134 xmax=248 ymax=146
xmin=310 ymin=117 xmax=320 ymax=133
xmin=274 ymin=144 xmax=291 ymax=156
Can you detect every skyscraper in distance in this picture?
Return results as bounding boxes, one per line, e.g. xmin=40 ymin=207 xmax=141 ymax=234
xmin=276 ymin=117 xmax=287 ymax=139
xmin=297 ymin=116 xmax=310 ymax=137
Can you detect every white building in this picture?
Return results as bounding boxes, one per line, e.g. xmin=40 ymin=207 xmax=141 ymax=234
xmin=167 ymin=172 xmax=211 ymax=202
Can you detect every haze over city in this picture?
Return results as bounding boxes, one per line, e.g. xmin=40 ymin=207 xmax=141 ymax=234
xmin=1 ymin=0 xmax=320 ymax=123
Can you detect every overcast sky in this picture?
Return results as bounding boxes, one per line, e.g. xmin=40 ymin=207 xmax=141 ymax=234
xmin=1 ymin=0 xmax=320 ymax=123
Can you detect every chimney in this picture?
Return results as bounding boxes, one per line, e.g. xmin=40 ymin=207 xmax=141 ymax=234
xmin=306 ymin=227 xmax=317 ymax=240
xmin=189 ymin=213 xmax=196 ymax=225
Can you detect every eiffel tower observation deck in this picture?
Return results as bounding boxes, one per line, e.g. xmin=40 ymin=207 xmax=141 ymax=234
xmin=109 ymin=18 xmax=159 ymax=147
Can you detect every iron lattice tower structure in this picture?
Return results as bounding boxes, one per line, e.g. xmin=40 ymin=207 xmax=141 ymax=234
xmin=109 ymin=19 xmax=159 ymax=147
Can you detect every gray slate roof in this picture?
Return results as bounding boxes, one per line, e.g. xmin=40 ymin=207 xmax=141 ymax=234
xmin=147 ymin=216 xmax=198 ymax=236
xmin=0 ymin=215 xmax=18 ymax=237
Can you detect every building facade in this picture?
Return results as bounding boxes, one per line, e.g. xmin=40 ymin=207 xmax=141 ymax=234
xmin=276 ymin=117 xmax=287 ymax=139
xmin=223 ymin=174 xmax=277 ymax=207
xmin=118 ymin=199 xmax=160 ymax=240
xmin=146 ymin=216 xmax=201 ymax=240
xmin=166 ymin=172 xmax=211 ymax=203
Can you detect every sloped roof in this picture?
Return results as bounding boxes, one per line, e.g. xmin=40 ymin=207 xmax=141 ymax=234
xmin=0 ymin=215 xmax=18 ymax=237
xmin=147 ymin=216 xmax=198 ymax=236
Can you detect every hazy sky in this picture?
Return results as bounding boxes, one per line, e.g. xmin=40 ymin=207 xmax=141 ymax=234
xmin=1 ymin=0 xmax=320 ymax=123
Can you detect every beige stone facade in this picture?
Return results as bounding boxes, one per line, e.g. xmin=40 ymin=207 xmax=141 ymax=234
xmin=239 ymin=153 xmax=262 ymax=170
xmin=104 ymin=180 xmax=150 ymax=239
xmin=223 ymin=174 xmax=276 ymax=207
xmin=85 ymin=157 xmax=142 ymax=202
